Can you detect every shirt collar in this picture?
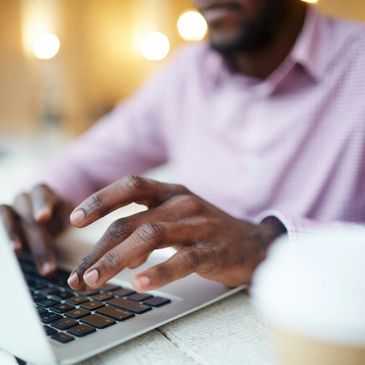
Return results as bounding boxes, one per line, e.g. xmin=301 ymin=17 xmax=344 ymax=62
xmin=204 ymin=6 xmax=329 ymax=88
xmin=291 ymin=6 xmax=329 ymax=82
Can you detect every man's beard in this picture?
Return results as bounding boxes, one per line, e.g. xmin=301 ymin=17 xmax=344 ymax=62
xmin=210 ymin=0 xmax=289 ymax=55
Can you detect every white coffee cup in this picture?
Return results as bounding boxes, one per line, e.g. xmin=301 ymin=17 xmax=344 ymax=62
xmin=252 ymin=228 xmax=365 ymax=365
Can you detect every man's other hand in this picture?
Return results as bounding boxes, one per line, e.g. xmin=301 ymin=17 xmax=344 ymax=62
xmin=68 ymin=176 xmax=283 ymax=291
xmin=0 ymin=185 xmax=73 ymax=276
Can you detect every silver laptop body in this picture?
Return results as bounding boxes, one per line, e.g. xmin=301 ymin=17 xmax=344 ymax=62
xmin=0 ymin=221 xmax=245 ymax=365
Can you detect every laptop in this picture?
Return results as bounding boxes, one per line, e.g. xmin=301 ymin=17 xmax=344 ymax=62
xmin=0 ymin=220 xmax=245 ymax=365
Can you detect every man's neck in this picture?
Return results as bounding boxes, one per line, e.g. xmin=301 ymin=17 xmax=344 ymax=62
xmin=228 ymin=3 xmax=307 ymax=80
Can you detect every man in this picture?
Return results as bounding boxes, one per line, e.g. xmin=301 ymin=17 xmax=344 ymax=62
xmin=1 ymin=0 xmax=365 ymax=292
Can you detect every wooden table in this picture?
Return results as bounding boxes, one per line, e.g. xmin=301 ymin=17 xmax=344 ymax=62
xmin=0 ymin=136 xmax=274 ymax=365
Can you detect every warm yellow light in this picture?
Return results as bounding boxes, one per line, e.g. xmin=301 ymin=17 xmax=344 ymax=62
xmin=32 ymin=33 xmax=60 ymax=60
xmin=177 ymin=10 xmax=208 ymax=41
xmin=21 ymin=0 xmax=60 ymax=57
xmin=301 ymin=0 xmax=318 ymax=3
xmin=139 ymin=32 xmax=170 ymax=61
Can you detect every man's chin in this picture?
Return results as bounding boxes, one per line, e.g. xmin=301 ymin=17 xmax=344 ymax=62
xmin=209 ymin=34 xmax=271 ymax=56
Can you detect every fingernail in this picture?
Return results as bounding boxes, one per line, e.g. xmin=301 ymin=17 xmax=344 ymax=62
xmin=84 ymin=269 xmax=99 ymax=286
xmin=68 ymin=272 xmax=79 ymax=288
xmin=70 ymin=209 xmax=85 ymax=225
xmin=35 ymin=208 xmax=51 ymax=222
xmin=41 ymin=262 xmax=54 ymax=275
xmin=134 ymin=276 xmax=150 ymax=291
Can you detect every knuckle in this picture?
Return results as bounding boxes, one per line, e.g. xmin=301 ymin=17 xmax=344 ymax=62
xmin=203 ymin=218 xmax=222 ymax=234
xmin=136 ymin=223 xmax=164 ymax=243
xmin=100 ymin=250 xmax=121 ymax=269
xmin=173 ymin=184 xmax=190 ymax=195
xmin=107 ymin=219 xmax=131 ymax=239
xmin=175 ymin=194 xmax=203 ymax=214
xmin=180 ymin=249 xmax=200 ymax=271
xmin=153 ymin=264 xmax=168 ymax=282
xmin=78 ymin=255 xmax=96 ymax=273
xmin=127 ymin=256 xmax=147 ymax=269
xmin=88 ymin=194 xmax=104 ymax=210
xmin=121 ymin=175 xmax=144 ymax=192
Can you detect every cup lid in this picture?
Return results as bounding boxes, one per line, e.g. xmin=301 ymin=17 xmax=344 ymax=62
xmin=252 ymin=228 xmax=365 ymax=347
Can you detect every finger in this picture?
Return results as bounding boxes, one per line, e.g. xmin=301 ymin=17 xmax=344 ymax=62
xmin=80 ymin=221 xmax=209 ymax=289
xmin=0 ymin=205 xmax=24 ymax=252
xmin=70 ymin=176 xmax=188 ymax=227
xmin=13 ymin=194 xmax=57 ymax=276
xmin=68 ymin=210 xmax=164 ymax=290
xmin=30 ymin=184 xmax=58 ymax=223
xmin=68 ymin=197 xmax=203 ymax=290
xmin=132 ymin=249 xmax=203 ymax=291
xmin=67 ymin=216 xmax=136 ymax=290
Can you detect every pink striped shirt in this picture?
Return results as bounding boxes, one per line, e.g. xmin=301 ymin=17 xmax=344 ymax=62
xmin=40 ymin=7 xmax=365 ymax=237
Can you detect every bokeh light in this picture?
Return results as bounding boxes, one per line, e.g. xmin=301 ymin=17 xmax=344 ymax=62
xmin=32 ymin=33 xmax=61 ymax=60
xmin=177 ymin=10 xmax=208 ymax=41
xmin=139 ymin=32 xmax=170 ymax=61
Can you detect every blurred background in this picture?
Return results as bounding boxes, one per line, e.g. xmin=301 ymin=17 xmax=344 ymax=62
xmin=0 ymin=0 xmax=365 ymax=199
xmin=1 ymin=0 xmax=365 ymax=137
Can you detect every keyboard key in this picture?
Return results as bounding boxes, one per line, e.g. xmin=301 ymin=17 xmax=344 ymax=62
xmin=96 ymin=306 xmax=135 ymax=321
xmin=113 ymin=288 xmax=135 ymax=297
xmin=51 ymin=332 xmax=75 ymax=344
xmin=36 ymin=298 xmax=59 ymax=308
xmin=81 ymin=301 xmax=105 ymax=311
xmin=48 ymin=271 xmax=70 ymax=286
xmin=40 ymin=312 xmax=63 ymax=324
xmin=107 ymin=298 xmax=151 ymax=314
xmin=44 ymin=326 xmax=58 ymax=336
xmin=37 ymin=307 xmax=48 ymax=315
xmin=100 ymin=283 xmax=121 ymax=292
xmin=30 ymin=281 xmax=48 ymax=290
xmin=21 ymin=262 xmax=38 ymax=275
xmin=65 ymin=308 xmax=90 ymax=319
xmin=53 ymin=291 xmax=73 ymax=300
xmin=32 ymin=294 xmax=46 ymax=302
xmin=81 ymin=314 xmax=116 ymax=329
xmin=67 ymin=296 xmax=89 ymax=305
xmin=52 ymin=318 xmax=78 ymax=330
xmin=144 ymin=296 xmax=171 ymax=307
xmin=67 ymin=324 xmax=96 ymax=337
xmin=79 ymin=289 xmax=100 ymax=296
xmin=52 ymin=303 xmax=75 ymax=314
xmin=93 ymin=293 xmax=114 ymax=302
xmin=40 ymin=288 xmax=62 ymax=296
xmin=128 ymin=293 xmax=153 ymax=302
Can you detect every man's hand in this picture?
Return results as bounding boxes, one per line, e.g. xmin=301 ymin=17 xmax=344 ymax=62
xmin=0 ymin=185 xmax=73 ymax=276
xmin=68 ymin=176 xmax=283 ymax=292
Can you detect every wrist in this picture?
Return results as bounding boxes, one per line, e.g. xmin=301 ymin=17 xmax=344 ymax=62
xmin=257 ymin=220 xmax=286 ymax=251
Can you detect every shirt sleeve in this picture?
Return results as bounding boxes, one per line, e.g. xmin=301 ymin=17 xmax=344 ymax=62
xmin=34 ymin=56 xmax=181 ymax=206
xmin=257 ymin=210 xmax=365 ymax=241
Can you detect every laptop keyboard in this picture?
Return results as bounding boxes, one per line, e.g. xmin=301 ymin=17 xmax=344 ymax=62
xmin=19 ymin=258 xmax=171 ymax=344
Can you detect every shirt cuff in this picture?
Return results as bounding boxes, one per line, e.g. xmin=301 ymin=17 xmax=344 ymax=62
xmin=256 ymin=210 xmax=364 ymax=242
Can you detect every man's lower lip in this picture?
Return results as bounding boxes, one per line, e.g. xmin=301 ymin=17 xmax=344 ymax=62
xmin=201 ymin=7 xmax=237 ymax=23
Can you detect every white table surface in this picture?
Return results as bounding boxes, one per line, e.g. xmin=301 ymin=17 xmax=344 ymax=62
xmin=0 ymin=135 xmax=275 ymax=365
